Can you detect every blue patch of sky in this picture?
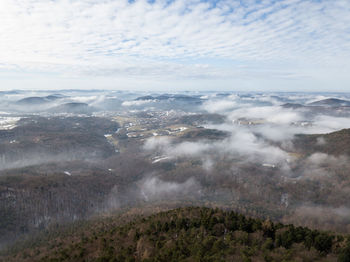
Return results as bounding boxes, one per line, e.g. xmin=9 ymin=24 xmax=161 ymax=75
xmin=121 ymin=39 xmax=136 ymax=43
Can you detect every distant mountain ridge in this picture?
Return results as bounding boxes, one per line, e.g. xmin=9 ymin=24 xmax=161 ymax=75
xmin=16 ymin=95 xmax=65 ymax=105
xmin=294 ymin=128 xmax=350 ymax=156
xmin=16 ymin=97 xmax=51 ymax=105
xmin=135 ymin=94 xmax=202 ymax=102
xmin=307 ymin=98 xmax=350 ymax=107
xmin=48 ymin=103 xmax=95 ymax=114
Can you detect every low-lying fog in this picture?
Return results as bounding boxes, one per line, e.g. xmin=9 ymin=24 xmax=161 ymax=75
xmin=1 ymin=89 xmax=350 ymax=248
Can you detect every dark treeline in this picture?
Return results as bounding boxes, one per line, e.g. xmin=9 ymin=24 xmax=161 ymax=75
xmin=2 ymin=207 xmax=350 ymax=262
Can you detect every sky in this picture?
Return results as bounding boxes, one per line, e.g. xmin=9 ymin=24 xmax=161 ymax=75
xmin=0 ymin=0 xmax=350 ymax=92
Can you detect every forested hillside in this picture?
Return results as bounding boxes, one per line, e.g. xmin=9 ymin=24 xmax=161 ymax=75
xmin=2 ymin=207 xmax=350 ymax=262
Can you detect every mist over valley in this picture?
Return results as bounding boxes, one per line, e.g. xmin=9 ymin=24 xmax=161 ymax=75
xmin=1 ymin=90 xmax=350 ymax=257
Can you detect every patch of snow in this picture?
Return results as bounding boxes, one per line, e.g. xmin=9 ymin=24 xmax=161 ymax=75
xmin=262 ymin=163 xmax=276 ymax=168
xmin=152 ymin=156 xmax=170 ymax=164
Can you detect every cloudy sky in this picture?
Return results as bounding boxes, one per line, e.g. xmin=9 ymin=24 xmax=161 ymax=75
xmin=0 ymin=0 xmax=349 ymax=91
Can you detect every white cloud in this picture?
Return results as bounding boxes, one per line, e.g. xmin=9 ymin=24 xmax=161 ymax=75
xmin=227 ymin=106 xmax=302 ymax=124
xmin=222 ymin=129 xmax=290 ymax=164
xmin=144 ymin=125 xmax=290 ymax=166
xmin=312 ymin=115 xmax=350 ymax=132
xmin=202 ymin=99 xmax=238 ymax=113
xmin=140 ymin=176 xmax=199 ymax=201
xmin=143 ymin=136 xmax=173 ymax=151
xmin=168 ymin=141 xmax=211 ymax=157
xmin=122 ymin=99 xmax=154 ymax=107
xmin=0 ymin=0 xmax=349 ymax=90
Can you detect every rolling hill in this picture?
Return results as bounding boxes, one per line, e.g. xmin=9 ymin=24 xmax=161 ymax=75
xmin=1 ymin=207 xmax=349 ymax=262
xmin=293 ymin=128 xmax=350 ymax=156
xmin=307 ymin=98 xmax=350 ymax=107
